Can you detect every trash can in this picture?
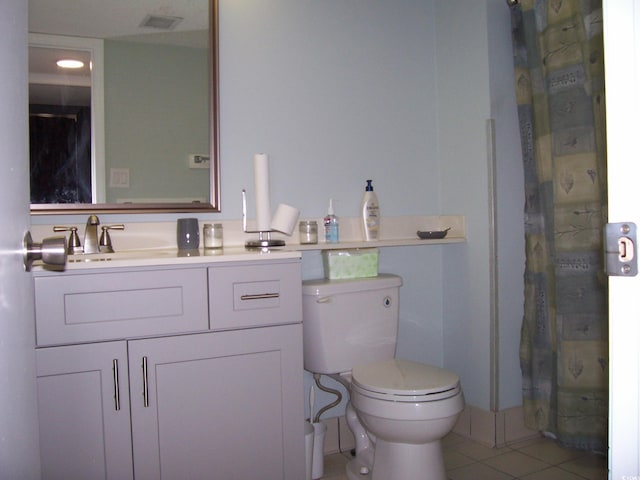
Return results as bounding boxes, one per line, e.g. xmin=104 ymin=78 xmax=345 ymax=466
xmin=311 ymin=421 xmax=327 ymax=479
xmin=304 ymin=421 xmax=315 ymax=480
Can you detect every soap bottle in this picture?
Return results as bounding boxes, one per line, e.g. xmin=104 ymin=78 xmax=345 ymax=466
xmin=324 ymin=198 xmax=339 ymax=243
xmin=361 ymin=180 xmax=380 ymax=241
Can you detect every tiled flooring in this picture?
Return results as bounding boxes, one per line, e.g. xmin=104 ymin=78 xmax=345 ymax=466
xmin=320 ymin=433 xmax=607 ymax=480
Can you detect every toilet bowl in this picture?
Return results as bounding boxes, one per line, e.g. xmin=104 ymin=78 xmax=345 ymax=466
xmin=302 ymin=275 xmax=464 ymax=480
xmin=346 ymin=359 xmax=464 ymax=480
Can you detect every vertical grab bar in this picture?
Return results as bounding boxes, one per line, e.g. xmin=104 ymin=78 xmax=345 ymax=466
xmin=142 ymin=356 xmax=149 ymax=407
xmin=112 ymin=359 xmax=121 ymax=411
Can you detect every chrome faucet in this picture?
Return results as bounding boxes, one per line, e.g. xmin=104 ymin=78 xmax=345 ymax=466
xmin=53 ymin=215 xmax=125 ymax=254
xmin=83 ymin=215 xmax=100 ymax=254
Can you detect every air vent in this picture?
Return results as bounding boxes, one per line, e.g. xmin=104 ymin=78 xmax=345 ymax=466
xmin=139 ymin=14 xmax=183 ymax=30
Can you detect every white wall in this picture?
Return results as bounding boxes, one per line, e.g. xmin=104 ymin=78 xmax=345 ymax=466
xmin=436 ymin=0 xmax=524 ymax=411
xmin=487 ymin=0 xmax=526 ymax=410
xmin=436 ymin=1 xmax=493 ymax=410
xmin=31 ymin=0 xmax=525 ymax=416
xmin=218 ymin=0 xmax=439 ymax=220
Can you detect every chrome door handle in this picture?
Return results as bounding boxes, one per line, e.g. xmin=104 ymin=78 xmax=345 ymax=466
xmin=23 ymin=231 xmax=67 ymax=271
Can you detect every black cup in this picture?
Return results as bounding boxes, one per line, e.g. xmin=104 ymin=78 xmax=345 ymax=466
xmin=177 ymin=218 xmax=199 ymax=250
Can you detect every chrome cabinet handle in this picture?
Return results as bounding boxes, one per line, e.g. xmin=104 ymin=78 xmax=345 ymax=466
xmin=112 ymin=359 xmax=121 ymax=411
xmin=142 ymin=356 xmax=149 ymax=408
xmin=240 ymin=293 xmax=279 ymax=301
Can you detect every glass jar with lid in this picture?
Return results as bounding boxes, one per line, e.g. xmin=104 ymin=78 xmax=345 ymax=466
xmin=203 ymin=223 xmax=223 ymax=249
xmin=299 ymin=220 xmax=318 ymax=245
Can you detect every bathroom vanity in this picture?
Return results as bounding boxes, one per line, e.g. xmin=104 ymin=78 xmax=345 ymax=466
xmin=32 ymin=251 xmax=304 ymax=480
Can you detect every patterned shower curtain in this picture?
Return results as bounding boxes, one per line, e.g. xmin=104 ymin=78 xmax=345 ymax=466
xmin=510 ymin=0 xmax=608 ymax=452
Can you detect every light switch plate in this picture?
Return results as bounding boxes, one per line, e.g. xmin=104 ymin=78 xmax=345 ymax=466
xmin=110 ymin=168 xmax=130 ymax=188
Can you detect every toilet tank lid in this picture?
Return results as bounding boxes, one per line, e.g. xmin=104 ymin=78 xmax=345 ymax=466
xmin=302 ymin=274 xmax=402 ymax=296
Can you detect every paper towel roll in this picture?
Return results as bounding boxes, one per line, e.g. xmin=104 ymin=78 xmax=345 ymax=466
xmin=271 ymin=203 xmax=300 ymax=236
xmin=254 ymin=153 xmax=272 ymax=231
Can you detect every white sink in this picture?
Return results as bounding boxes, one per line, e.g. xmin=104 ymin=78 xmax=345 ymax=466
xmin=53 ymin=246 xmax=299 ymax=271
xmin=67 ymin=249 xmax=178 ymax=264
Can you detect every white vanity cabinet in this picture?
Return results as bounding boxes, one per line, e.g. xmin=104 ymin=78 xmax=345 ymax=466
xmin=34 ymin=258 xmax=305 ymax=480
xmin=36 ymin=340 xmax=133 ymax=480
xmin=128 ymin=325 xmax=302 ymax=480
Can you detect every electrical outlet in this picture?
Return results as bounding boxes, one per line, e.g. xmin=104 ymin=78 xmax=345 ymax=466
xmin=189 ymin=154 xmax=210 ymax=169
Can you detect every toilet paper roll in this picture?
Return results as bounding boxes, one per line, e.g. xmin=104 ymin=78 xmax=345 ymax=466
xmin=270 ymin=203 xmax=300 ymax=236
xmin=254 ymin=153 xmax=272 ymax=231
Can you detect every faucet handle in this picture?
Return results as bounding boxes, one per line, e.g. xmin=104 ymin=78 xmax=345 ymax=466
xmin=53 ymin=226 xmax=82 ymax=254
xmin=99 ymin=224 xmax=125 ymax=253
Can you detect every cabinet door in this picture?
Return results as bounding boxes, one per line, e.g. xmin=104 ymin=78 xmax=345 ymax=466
xmin=129 ymin=325 xmax=304 ymax=480
xmin=36 ymin=341 xmax=133 ymax=480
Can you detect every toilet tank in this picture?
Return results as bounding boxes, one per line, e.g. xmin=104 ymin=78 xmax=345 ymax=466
xmin=302 ymin=274 xmax=402 ymax=374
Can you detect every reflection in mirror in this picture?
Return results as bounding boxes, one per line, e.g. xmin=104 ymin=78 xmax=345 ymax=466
xmin=29 ymin=35 xmax=105 ymax=205
xmin=28 ymin=0 xmax=219 ymax=214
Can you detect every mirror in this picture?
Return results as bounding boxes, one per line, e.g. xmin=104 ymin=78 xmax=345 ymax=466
xmin=28 ymin=0 xmax=219 ymax=214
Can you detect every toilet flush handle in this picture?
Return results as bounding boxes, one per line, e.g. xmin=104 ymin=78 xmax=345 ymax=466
xmin=316 ymin=296 xmax=332 ymax=304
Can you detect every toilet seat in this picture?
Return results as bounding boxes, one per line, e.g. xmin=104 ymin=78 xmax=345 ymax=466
xmin=351 ymin=358 xmax=460 ymax=402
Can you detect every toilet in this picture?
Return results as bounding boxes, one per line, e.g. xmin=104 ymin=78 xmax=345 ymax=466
xmin=302 ymin=274 xmax=464 ymax=480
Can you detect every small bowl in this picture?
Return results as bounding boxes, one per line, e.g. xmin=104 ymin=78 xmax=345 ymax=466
xmin=417 ymin=228 xmax=450 ymax=240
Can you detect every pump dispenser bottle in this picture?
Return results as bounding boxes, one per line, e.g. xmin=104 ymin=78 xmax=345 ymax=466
xmin=324 ymin=198 xmax=339 ymax=243
xmin=361 ymin=180 xmax=380 ymax=241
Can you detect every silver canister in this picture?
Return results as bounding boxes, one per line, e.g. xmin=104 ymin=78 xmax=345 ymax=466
xmin=203 ymin=223 xmax=223 ymax=249
xmin=299 ymin=220 xmax=318 ymax=245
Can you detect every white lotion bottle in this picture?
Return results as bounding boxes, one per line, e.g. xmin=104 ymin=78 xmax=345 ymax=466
xmin=361 ymin=179 xmax=380 ymax=241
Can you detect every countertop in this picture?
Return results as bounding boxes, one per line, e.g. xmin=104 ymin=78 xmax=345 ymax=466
xmin=30 ymin=214 xmax=465 ymax=272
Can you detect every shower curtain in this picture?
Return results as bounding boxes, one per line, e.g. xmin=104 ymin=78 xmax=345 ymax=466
xmin=510 ymin=0 xmax=608 ymax=452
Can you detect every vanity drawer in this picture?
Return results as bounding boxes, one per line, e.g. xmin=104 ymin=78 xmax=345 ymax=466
xmin=35 ymin=268 xmax=208 ymax=346
xmin=208 ymin=261 xmax=302 ymax=330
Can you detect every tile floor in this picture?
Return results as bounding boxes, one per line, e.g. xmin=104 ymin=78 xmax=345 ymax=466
xmin=320 ymin=433 xmax=607 ymax=480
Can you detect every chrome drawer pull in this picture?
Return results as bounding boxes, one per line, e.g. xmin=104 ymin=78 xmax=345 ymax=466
xmin=112 ymin=359 xmax=120 ymax=411
xmin=142 ymin=356 xmax=149 ymax=408
xmin=240 ymin=293 xmax=279 ymax=301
